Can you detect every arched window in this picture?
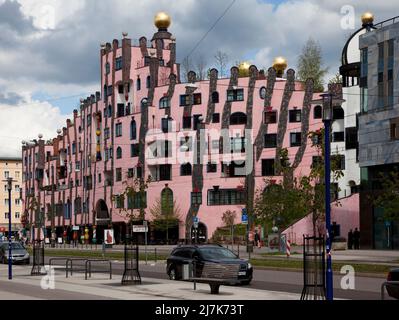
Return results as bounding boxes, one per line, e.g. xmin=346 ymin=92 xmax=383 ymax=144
xmin=180 ymin=163 xmax=192 ymax=176
xmin=116 ymin=147 xmax=122 ymax=159
xmin=159 ymin=97 xmax=170 ymax=109
xmin=161 ymin=187 xmax=173 ymax=214
xmin=141 ymin=98 xmax=148 ymax=112
xmin=211 ymin=91 xmax=219 ymax=103
xmin=146 ymin=76 xmax=151 ymax=89
xmin=130 ymin=120 xmax=137 ymax=140
xmin=136 ymin=78 xmax=141 ymax=91
xmin=259 ymin=87 xmax=266 ymax=99
xmin=314 ymin=105 xmax=322 ymax=119
xmin=333 ymin=106 xmax=345 ymax=120
xmin=230 ymin=112 xmax=247 ymax=125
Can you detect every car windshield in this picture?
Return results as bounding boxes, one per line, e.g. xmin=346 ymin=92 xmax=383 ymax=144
xmin=198 ymin=247 xmax=237 ymax=260
xmin=1 ymin=243 xmax=24 ymax=250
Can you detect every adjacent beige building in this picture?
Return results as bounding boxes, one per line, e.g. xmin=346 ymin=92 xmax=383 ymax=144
xmin=0 ymin=157 xmax=22 ymax=235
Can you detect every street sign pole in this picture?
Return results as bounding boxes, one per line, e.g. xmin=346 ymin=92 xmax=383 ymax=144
xmin=7 ymin=178 xmax=13 ymax=280
xmin=144 ymin=220 xmax=148 ymax=265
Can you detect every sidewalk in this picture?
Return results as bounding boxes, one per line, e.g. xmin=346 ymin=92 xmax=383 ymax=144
xmin=0 ymin=265 xmax=301 ymax=300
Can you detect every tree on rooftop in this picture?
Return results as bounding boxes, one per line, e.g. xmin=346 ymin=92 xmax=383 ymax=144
xmin=297 ymin=37 xmax=329 ymax=92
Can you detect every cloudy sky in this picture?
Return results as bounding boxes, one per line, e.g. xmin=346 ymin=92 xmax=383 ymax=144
xmin=0 ymin=0 xmax=396 ymax=157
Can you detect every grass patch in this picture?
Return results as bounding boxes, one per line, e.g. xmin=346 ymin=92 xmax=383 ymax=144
xmin=27 ymin=248 xmax=168 ymax=261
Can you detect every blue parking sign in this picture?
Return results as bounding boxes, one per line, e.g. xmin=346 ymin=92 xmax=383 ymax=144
xmin=242 ymin=214 xmax=248 ymax=225
xmin=194 ymin=217 xmax=199 ymax=223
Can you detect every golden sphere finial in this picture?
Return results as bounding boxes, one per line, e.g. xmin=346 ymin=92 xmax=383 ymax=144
xmin=154 ymin=12 xmax=171 ymax=30
xmin=238 ymin=61 xmax=251 ymax=77
xmin=361 ymin=12 xmax=374 ymax=25
xmin=273 ymin=56 xmax=288 ymax=73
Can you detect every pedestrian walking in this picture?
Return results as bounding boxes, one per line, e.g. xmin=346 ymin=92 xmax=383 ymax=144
xmin=353 ymin=228 xmax=360 ymax=250
xmin=347 ymin=229 xmax=353 ymax=250
xmin=254 ymin=231 xmax=261 ymax=248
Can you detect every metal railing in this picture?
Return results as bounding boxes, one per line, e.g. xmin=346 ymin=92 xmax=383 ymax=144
xmin=85 ymin=259 xmax=112 ymax=280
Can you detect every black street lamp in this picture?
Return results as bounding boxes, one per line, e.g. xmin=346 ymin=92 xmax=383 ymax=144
xmin=6 ymin=177 xmax=14 ymax=280
xmin=312 ymin=92 xmax=345 ymax=301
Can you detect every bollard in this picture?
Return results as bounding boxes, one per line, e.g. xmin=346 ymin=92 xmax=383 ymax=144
xmin=286 ymin=240 xmax=291 ymax=258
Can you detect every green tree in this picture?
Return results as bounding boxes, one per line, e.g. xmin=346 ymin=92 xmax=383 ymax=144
xmin=328 ymin=72 xmax=342 ymax=85
xmin=150 ymin=198 xmax=181 ymax=244
xmin=112 ymin=175 xmax=151 ymax=239
xmin=222 ymin=210 xmax=237 ymax=246
xmin=374 ymin=169 xmax=399 ymax=222
xmin=297 ymin=37 xmax=329 ymax=92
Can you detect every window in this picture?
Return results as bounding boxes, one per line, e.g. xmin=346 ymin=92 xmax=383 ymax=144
xmin=332 ymin=155 xmax=345 ymax=170
xmin=314 ymin=105 xmax=322 ymax=119
xmin=118 ymin=84 xmax=124 ymax=94
xmin=117 ymin=103 xmax=125 ymax=117
xmin=15 ymin=171 xmax=19 ymax=179
xmin=212 ymin=113 xmax=220 ymax=123
xmin=105 ymin=62 xmax=110 ymax=75
xmin=227 ymin=89 xmax=244 ymax=102
xmin=180 ymin=94 xmax=191 ymax=106
xmin=98 ymin=174 xmax=101 ymax=183
xmin=230 ymin=137 xmax=246 ymax=153
xmin=146 ymin=76 xmax=151 ymax=89
xmin=114 ymin=194 xmax=124 ymax=209
xmin=230 ymin=112 xmax=247 ymax=125
xmin=15 ymin=212 xmax=20 ymax=219
xmin=72 ymin=142 xmax=76 ymax=155
xmin=193 ymin=114 xmax=203 ymax=130
xmin=130 ymin=120 xmax=137 ymax=140
xmin=290 ymin=132 xmax=302 ymax=147
xmin=207 ymin=162 xmax=217 ymax=173
xmin=115 ymin=168 xmax=122 ymax=182
xmin=74 ymin=197 xmax=82 ymax=214
xmin=115 ymin=57 xmax=123 ymax=71
xmin=333 ymin=132 xmax=345 ymax=142
xmin=4 ymin=171 xmax=9 ymax=179
xmin=289 ymin=109 xmax=301 ymax=123
xmin=333 ymin=106 xmax=344 ymax=120
xmin=15 ymin=199 xmax=21 ymax=205
xmin=182 ymin=116 xmax=192 ymax=129
xmin=264 ymin=134 xmax=277 ymax=148
xmin=107 ymin=105 xmax=112 ymax=118
xmin=162 ymin=118 xmax=172 ymax=133
xmin=15 ymin=185 xmax=20 ymax=192
xmin=159 ymin=97 xmax=170 ymax=109
xmin=345 ymin=127 xmax=358 ymax=150
xmin=131 ymin=144 xmax=140 ymax=157
xmin=159 ymin=164 xmax=172 ymax=181
xmin=127 ymin=192 xmax=147 ymax=209
xmin=259 ymin=87 xmax=266 ymax=99
xmin=264 ymin=111 xmax=277 ymax=124
xmin=128 ymin=168 xmax=134 ymax=178
xmin=180 ymin=163 xmax=192 ymax=176
xmin=116 ymin=147 xmax=122 ymax=159
xmin=104 ymin=127 xmax=110 ymax=140
xmin=262 ymin=159 xmax=275 ymax=176
xmin=115 ymin=123 xmax=122 ymax=137
xmin=161 ymin=188 xmax=173 ymax=213
xmin=137 ymin=78 xmax=141 ymax=91
xmin=207 ymin=189 xmax=245 ymax=206
xmin=191 ymin=192 xmax=202 ymax=206
xmin=107 ymin=85 xmax=113 ymax=96
xmin=180 ymin=136 xmax=192 ymax=151
xmin=211 ymin=92 xmax=219 ymax=103
xmin=193 ymin=93 xmax=202 ymax=105
xmin=390 ymin=118 xmax=399 ymax=140
xmin=87 ymin=114 xmax=92 ymax=127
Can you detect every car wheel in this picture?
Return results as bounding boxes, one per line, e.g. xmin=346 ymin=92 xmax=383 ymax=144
xmin=169 ymin=266 xmax=178 ymax=280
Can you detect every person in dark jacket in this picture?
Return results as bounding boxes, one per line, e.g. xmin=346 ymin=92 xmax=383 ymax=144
xmin=353 ymin=228 xmax=360 ymax=250
xmin=347 ymin=229 xmax=353 ymax=250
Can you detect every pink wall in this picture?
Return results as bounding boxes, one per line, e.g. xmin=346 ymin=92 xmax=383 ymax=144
xmin=283 ymin=193 xmax=360 ymax=245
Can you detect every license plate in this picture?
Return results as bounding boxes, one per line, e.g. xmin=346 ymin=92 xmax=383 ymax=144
xmin=238 ymin=271 xmax=246 ymax=276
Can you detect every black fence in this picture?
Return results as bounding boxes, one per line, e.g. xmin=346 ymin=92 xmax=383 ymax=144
xmin=31 ymin=241 xmax=46 ymax=276
xmin=300 ymin=235 xmax=326 ymax=300
xmin=122 ymin=241 xmax=141 ymax=285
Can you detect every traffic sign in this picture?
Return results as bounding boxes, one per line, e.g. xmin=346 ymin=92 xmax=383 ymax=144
xmin=193 ymin=217 xmax=199 ymax=223
xmin=241 ymin=214 xmax=248 ymax=225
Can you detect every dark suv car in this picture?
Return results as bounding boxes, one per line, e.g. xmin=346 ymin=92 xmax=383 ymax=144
xmin=385 ymin=268 xmax=399 ymax=299
xmin=166 ymin=245 xmax=253 ymax=285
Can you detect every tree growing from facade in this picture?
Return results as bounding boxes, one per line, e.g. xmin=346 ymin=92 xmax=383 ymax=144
xmin=297 ymin=37 xmax=329 ymax=92
xmin=214 ymin=50 xmax=229 ymax=78
xmin=222 ymin=210 xmax=237 ymax=246
xmin=150 ymin=197 xmax=182 ymax=244
xmin=373 ymin=168 xmax=399 ymax=222
xmin=112 ymin=175 xmax=152 ymax=239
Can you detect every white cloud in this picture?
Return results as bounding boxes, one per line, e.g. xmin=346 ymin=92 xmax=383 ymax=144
xmin=0 ymin=101 xmax=68 ymax=157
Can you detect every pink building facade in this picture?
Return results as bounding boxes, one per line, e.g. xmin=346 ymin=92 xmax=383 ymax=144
xmin=22 ymin=16 xmax=331 ymax=244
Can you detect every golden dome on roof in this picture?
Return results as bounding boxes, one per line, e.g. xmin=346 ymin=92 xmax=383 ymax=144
xmin=361 ymin=12 xmax=374 ymax=25
xmin=273 ymin=56 xmax=288 ymax=72
xmin=238 ymin=61 xmax=251 ymax=77
xmin=154 ymin=12 xmax=171 ymax=30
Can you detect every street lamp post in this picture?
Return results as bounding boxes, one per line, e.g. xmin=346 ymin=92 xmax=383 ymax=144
xmin=321 ymin=93 xmax=333 ymax=301
xmin=7 ymin=177 xmax=13 ymax=280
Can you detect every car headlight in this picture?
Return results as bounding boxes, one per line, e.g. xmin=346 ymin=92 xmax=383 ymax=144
xmin=248 ymin=263 xmax=252 ymax=269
